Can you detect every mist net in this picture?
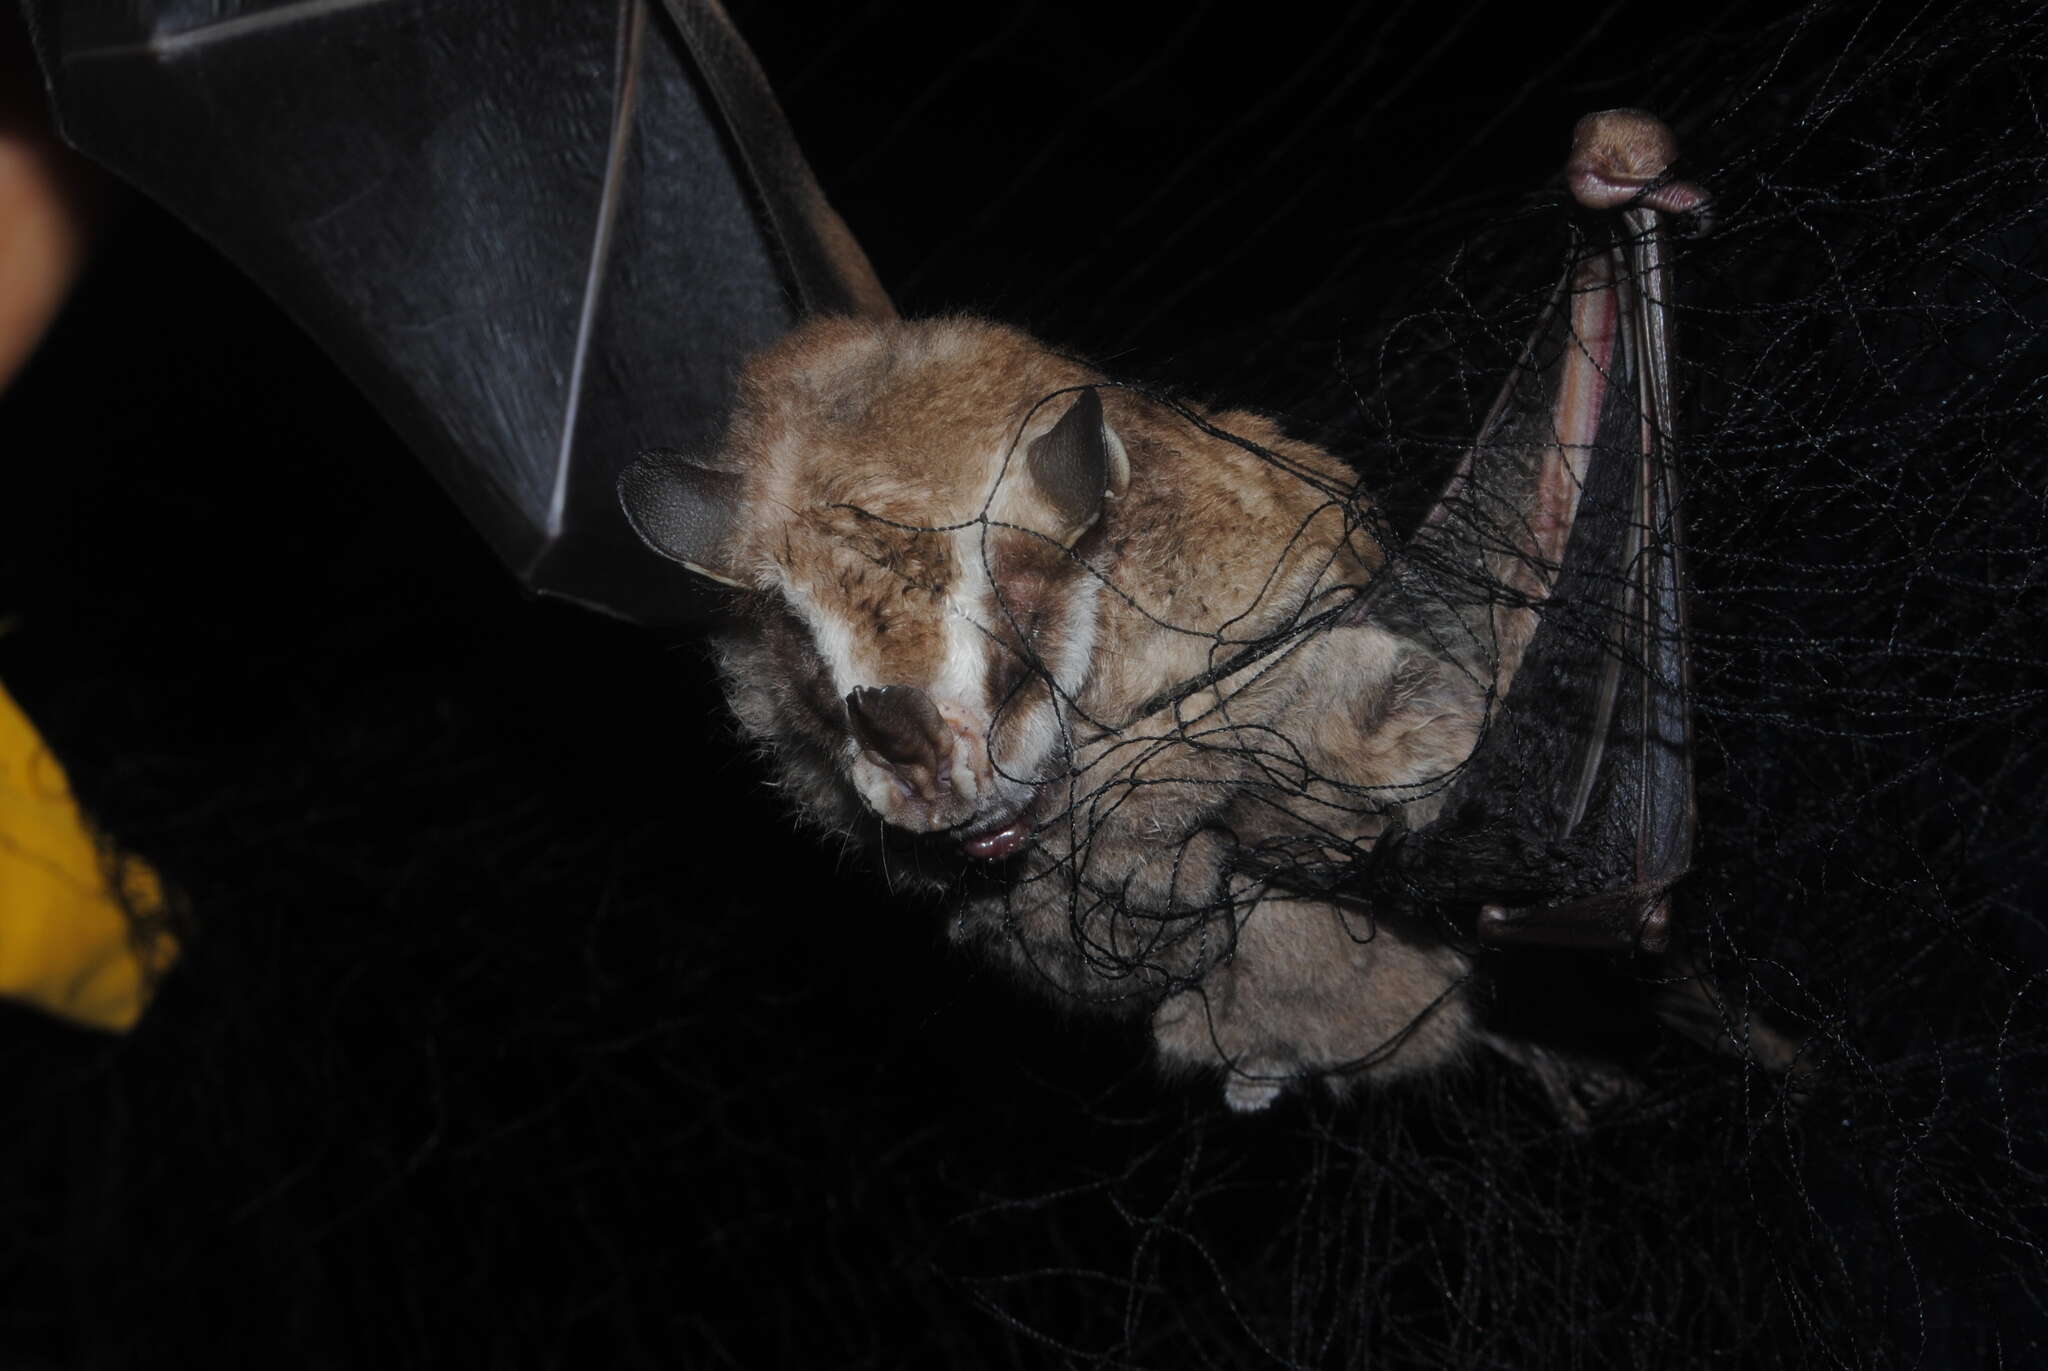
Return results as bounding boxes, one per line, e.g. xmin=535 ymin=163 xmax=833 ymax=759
xmin=0 ymin=0 xmax=2041 ymax=1367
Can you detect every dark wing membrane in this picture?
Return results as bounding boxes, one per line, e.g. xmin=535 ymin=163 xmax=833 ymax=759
xmin=1364 ymin=116 xmax=1698 ymax=953
xmin=22 ymin=0 xmax=889 ymax=624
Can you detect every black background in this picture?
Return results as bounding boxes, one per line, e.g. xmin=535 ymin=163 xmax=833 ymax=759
xmin=3 ymin=2 xmax=2042 ymax=1367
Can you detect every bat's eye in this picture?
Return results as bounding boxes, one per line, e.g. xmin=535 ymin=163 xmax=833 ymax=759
xmin=986 ymin=604 xmax=1049 ymax=711
xmin=763 ymin=601 xmax=844 ymax=734
xmin=985 ymin=536 xmax=1065 ymax=708
xmin=989 ymin=646 xmax=1034 ymax=709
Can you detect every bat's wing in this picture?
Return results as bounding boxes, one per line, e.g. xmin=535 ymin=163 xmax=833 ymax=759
xmin=1362 ymin=110 xmax=1706 ymax=954
xmin=19 ymin=0 xmax=891 ymax=623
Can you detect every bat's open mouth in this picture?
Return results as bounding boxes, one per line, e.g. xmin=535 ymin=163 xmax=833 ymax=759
xmin=957 ymin=786 xmax=1050 ymax=861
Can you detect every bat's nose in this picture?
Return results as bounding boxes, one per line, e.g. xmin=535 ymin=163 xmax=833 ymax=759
xmin=845 ymin=685 xmax=952 ymax=795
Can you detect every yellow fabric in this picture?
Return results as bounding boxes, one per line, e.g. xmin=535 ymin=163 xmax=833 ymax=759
xmin=0 ymin=680 xmax=173 ymax=1032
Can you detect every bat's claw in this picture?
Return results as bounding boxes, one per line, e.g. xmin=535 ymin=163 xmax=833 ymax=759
xmin=1484 ymin=1034 xmax=1640 ymax=1132
xmin=1568 ymin=108 xmax=1712 ymax=232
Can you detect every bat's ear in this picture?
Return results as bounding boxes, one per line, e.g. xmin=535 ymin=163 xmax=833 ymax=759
xmin=618 ymin=449 xmax=750 ymax=588
xmin=1023 ymin=388 xmax=1130 ymax=548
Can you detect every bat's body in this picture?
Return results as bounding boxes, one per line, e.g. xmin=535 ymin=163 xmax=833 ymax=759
xmin=655 ymin=317 xmax=1481 ymax=1108
xmin=626 ymin=111 xmax=1720 ymax=1111
xmin=19 ymin=0 xmax=1739 ymax=1111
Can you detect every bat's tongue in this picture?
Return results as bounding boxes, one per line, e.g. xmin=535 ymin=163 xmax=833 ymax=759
xmin=962 ymin=820 xmax=1032 ymax=861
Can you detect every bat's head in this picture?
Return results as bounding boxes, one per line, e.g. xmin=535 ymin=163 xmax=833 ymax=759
xmin=622 ymin=317 xmax=1128 ymax=863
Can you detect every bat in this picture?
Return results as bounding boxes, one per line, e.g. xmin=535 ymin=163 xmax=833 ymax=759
xmin=24 ymin=0 xmax=1753 ymax=1110
xmin=621 ymin=110 xmax=1726 ymax=1113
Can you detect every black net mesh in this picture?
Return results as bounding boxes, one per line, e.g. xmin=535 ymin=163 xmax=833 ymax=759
xmin=1 ymin=0 xmax=2043 ymax=1366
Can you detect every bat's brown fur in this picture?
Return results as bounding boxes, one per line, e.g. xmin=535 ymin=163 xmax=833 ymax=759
xmin=699 ymin=316 xmax=1491 ymax=1110
xmin=624 ymin=111 xmax=1790 ymax=1116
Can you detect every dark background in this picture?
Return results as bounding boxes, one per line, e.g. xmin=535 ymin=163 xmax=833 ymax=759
xmin=2 ymin=2 xmax=2043 ymax=1367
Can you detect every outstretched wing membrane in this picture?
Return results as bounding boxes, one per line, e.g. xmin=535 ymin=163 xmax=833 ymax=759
xmin=20 ymin=0 xmax=890 ymax=623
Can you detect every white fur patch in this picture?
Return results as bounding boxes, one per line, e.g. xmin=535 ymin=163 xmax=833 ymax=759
xmin=940 ymin=550 xmax=993 ymax=712
xmin=780 ymin=579 xmax=862 ymax=704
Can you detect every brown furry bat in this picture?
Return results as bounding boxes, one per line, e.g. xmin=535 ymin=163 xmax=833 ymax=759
xmin=623 ymin=111 xmax=1733 ymax=1113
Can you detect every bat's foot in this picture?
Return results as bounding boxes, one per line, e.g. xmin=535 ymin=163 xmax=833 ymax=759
xmin=1648 ymin=959 xmax=1817 ymax=1086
